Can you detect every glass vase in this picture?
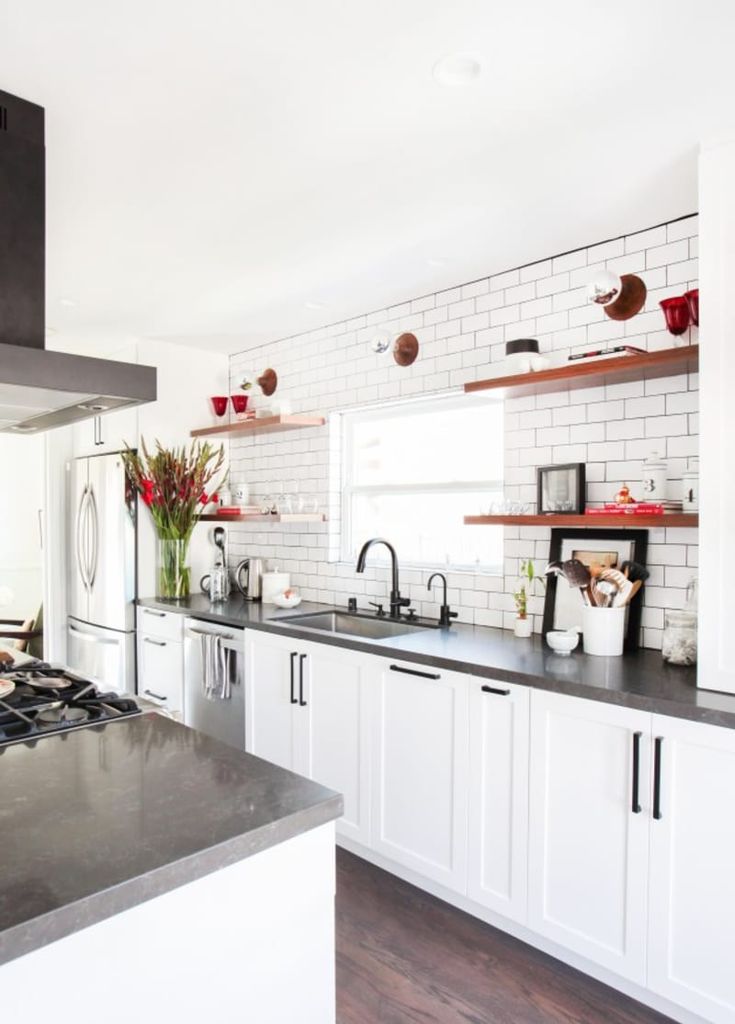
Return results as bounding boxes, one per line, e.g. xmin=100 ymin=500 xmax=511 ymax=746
xmin=157 ymin=537 xmax=191 ymax=599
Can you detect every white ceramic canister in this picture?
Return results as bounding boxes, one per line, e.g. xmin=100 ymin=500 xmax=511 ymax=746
xmin=641 ymin=451 xmax=667 ymax=501
xmin=232 ymin=481 xmax=250 ymax=505
xmin=582 ymin=605 xmax=626 ymax=657
xmin=681 ymin=465 xmax=699 ymax=512
xmin=262 ymin=570 xmax=291 ymax=604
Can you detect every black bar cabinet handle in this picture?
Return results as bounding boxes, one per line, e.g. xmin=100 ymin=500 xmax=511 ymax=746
xmin=389 ymin=664 xmax=440 ymax=680
xmin=481 ymin=684 xmax=510 ymax=696
xmin=631 ymin=731 xmax=642 ymax=813
xmin=289 ymin=652 xmax=298 ymax=704
xmin=299 ymin=653 xmax=307 ymax=706
xmin=653 ymin=736 xmax=664 ymax=820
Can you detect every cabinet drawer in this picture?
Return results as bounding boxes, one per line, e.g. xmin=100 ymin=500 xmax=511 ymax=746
xmin=138 ymin=635 xmax=184 ymax=712
xmin=137 ymin=605 xmax=184 ymax=642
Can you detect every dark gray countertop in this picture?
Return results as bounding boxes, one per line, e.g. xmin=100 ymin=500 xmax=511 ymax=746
xmin=140 ymin=594 xmax=735 ymax=730
xmin=0 ymin=713 xmax=341 ymax=966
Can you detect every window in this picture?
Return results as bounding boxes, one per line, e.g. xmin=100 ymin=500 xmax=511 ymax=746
xmin=340 ymin=394 xmax=503 ymax=571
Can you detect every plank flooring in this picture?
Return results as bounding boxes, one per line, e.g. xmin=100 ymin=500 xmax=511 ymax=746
xmin=336 ymin=849 xmax=673 ymax=1024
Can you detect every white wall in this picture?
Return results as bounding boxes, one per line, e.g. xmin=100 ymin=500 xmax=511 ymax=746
xmin=0 ymin=434 xmax=44 ymax=623
xmin=227 ymin=217 xmax=699 ymax=649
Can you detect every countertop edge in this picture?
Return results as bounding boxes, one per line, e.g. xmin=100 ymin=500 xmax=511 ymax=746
xmin=137 ymin=597 xmax=735 ymax=731
xmin=0 ymin=794 xmax=342 ymax=968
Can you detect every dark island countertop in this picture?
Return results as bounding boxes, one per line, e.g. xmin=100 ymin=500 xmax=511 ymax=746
xmin=0 ymin=714 xmax=342 ymax=967
xmin=139 ymin=594 xmax=735 ymax=730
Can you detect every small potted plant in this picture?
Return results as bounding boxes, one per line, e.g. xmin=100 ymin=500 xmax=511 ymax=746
xmin=513 ymin=558 xmax=541 ymax=638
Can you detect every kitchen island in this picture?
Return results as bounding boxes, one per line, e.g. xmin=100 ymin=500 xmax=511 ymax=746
xmin=0 ymin=712 xmax=342 ymax=1023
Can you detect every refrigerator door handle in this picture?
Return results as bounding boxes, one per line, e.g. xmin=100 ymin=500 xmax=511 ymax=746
xmin=68 ymin=622 xmax=118 ymax=645
xmin=87 ymin=485 xmax=99 ymax=590
xmin=75 ymin=485 xmax=90 ymax=592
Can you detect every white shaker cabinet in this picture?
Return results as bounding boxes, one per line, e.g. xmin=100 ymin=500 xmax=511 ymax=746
xmin=371 ymin=658 xmax=469 ymax=894
xmin=136 ymin=606 xmax=184 ymax=713
xmin=647 ymin=715 xmax=735 ymax=1024
xmin=528 ymin=690 xmax=651 ymax=984
xmin=467 ymin=678 xmax=529 ymax=924
xmin=244 ymin=630 xmax=372 ymax=844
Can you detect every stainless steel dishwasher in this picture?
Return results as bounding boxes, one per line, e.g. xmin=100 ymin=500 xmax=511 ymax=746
xmin=183 ymin=617 xmax=245 ymax=750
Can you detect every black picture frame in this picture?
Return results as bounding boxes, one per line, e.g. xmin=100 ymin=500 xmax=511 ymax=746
xmin=542 ymin=528 xmax=648 ymax=651
xmin=536 ymin=463 xmax=586 ymax=515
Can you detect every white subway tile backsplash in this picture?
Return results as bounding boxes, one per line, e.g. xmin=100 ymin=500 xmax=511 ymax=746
xmin=228 ymin=215 xmax=698 ymax=651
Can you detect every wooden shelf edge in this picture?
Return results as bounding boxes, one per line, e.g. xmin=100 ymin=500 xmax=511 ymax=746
xmin=198 ymin=513 xmax=326 ymax=524
xmin=190 ymin=414 xmax=326 ymax=439
xmin=464 ymin=345 xmax=699 ymax=399
xmin=464 ymin=513 xmax=699 ymax=528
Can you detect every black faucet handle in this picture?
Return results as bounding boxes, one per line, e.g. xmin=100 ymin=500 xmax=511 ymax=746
xmin=368 ymin=601 xmax=386 ymax=617
xmin=439 ymin=605 xmax=458 ymax=627
xmin=405 ymin=608 xmax=418 ymax=621
xmin=347 ymin=597 xmax=357 ymax=613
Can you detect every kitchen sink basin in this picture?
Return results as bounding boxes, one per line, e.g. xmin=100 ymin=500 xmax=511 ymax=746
xmin=277 ymin=610 xmax=436 ymax=640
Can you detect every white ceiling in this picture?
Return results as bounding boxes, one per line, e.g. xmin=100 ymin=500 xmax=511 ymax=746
xmin=2 ymin=0 xmax=734 ymax=353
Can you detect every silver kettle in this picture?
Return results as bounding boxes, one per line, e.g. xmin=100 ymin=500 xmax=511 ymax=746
xmin=235 ymin=558 xmax=263 ymax=601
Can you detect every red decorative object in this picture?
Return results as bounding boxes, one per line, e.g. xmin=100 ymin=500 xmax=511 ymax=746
xmin=614 ymin=483 xmax=636 ymax=505
xmin=230 ymin=394 xmax=249 ymax=414
xmin=684 ymin=288 xmax=699 ymax=327
xmin=659 ymin=296 xmax=690 ymax=336
xmin=210 ymin=396 xmax=228 ymax=417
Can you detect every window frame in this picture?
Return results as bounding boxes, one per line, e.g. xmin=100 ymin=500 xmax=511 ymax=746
xmin=339 ymin=392 xmax=504 ymax=572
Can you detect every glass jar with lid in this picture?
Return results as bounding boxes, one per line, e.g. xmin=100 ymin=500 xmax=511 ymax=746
xmin=662 ymin=611 xmax=697 ymax=665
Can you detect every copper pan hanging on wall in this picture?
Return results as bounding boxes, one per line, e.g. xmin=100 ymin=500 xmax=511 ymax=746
xmin=257 ymin=368 xmax=278 ymax=396
xmin=393 ymin=332 xmax=419 ymax=367
xmin=604 ymin=274 xmax=647 ymax=322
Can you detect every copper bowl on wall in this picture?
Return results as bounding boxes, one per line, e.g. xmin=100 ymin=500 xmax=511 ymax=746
xmin=394 ymin=333 xmax=419 ymax=367
xmin=604 ymin=274 xmax=647 ymax=322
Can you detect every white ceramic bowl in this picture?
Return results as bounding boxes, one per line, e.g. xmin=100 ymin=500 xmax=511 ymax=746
xmin=545 ymin=630 xmax=580 ymax=656
xmin=272 ymin=591 xmax=302 ymax=609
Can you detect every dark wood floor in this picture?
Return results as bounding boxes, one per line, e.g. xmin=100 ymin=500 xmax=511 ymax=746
xmin=336 ymin=850 xmax=673 ymax=1024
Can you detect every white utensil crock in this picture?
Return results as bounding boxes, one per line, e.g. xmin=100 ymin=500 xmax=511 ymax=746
xmin=582 ymin=605 xmax=626 ymax=656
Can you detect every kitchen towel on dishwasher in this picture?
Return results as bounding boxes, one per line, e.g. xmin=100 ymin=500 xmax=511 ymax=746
xmin=200 ymin=632 xmax=231 ymax=700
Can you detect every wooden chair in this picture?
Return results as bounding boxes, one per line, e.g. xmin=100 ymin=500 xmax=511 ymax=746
xmin=0 ymin=607 xmax=43 ymax=656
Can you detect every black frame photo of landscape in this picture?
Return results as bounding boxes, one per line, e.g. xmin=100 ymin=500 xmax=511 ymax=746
xmin=536 ymin=462 xmax=586 ymax=515
xmin=542 ymin=527 xmax=649 ymax=651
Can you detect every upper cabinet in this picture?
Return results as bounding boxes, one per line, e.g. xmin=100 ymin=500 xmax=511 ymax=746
xmin=699 ymin=137 xmax=735 ymax=694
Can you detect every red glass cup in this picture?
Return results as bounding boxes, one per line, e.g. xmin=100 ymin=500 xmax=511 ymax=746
xmin=210 ymin=395 xmax=228 ymax=417
xmin=659 ymin=296 xmax=690 ymax=336
xmin=230 ymin=394 xmax=249 ymax=415
xmin=684 ymin=288 xmax=699 ymax=327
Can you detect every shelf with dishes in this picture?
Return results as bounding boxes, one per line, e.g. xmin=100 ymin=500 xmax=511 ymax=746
xmin=463 ymin=344 xmax=699 ymax=399
xmin=464 ymin=513 xmax=699 ymax=528
xmin=190 ymin=414 xmax=326 ymax=439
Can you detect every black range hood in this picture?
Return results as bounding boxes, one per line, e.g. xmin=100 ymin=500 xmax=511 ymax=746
xmin=0 ymin=89 xmax=156 ymax=433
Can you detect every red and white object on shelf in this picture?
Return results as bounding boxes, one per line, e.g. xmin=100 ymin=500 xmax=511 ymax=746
xmin=585 ymin=503 xmax=665 ymax=516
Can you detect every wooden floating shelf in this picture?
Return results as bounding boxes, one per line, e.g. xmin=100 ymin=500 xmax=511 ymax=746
xmin=464 ymin=513 xmax=699 ymax=528
xmin=198 ymin=513 xmax=326 ymax=524
xmin=464 ymin=345 xmax=699 ymax=399
xmin=190 ymin=414 xmax=326 ymax=439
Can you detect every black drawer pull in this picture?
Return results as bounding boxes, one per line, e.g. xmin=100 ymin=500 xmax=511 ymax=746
xmin=143 ymin=689 xmax=167 ymax=702
xmin=631 ymin=731 xmax=642 ymax=814
xmin=143 ymin=609 xmax=166 ymax=617
xmin=143 ymin=637 xmax=167 ymax=647
xmin=481 ymin=684 xmax=510 ymax=696
xmin=653 ymin=736 xmax=664 ymax=820
xmin=299 ymin=653 xmax=307 ymax=706
xmin=289 ymin=652 xmax=298 ymax=704
xmin=389 ymin=665 xmax=440 ymax=680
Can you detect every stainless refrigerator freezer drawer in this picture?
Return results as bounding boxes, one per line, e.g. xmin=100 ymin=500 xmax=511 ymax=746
xmin=67 ymin=618 xmax=135 ymax=695
xmin=183 ymin=620 xmax=245 ymax=751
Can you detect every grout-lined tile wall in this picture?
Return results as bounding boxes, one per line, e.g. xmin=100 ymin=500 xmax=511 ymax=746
xmin=227 ymin=215 xmax=699 ymax=648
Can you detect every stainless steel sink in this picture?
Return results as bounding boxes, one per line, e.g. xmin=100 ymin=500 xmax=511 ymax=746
xmin=277 ymin=610 xmax=435 ymax=640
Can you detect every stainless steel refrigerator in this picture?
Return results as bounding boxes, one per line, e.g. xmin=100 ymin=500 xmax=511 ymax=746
xmin=67 ymin=452 xmax=137 ymax=693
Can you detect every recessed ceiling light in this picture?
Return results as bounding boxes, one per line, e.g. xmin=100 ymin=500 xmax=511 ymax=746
xmin=59 ymin=297 xmax=76 ymax=308
xmin=304 ymin=300 xmax=326 ymax=311
xmin=433 ymin=54 xmax=481 ymax=87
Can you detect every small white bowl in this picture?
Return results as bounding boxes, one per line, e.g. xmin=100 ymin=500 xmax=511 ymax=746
xmin=272 ymin=591 xmax=302 ymax=609
xmin=546 ymin=630 xmax=580 ymax=656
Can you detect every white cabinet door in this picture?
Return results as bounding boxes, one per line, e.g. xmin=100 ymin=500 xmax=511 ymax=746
xmin=244 ymin=630 xmax=300 ymax=771
xmin=137 ymin=635 xmax=183 ymax=713
xmin=73 ymin=408 xmax=139 ymax=458
xmin=296 ymin=640 xmax=372 ymax=845
xmin=467 ymin=678 xmax=529 ymax=924
xmin=371 ymin=658 xmax=469 ymax=893
xmin=528 ymin=690 xmax=651 ymax=984
xmin=647 ymin=715 xmax=735 ymax=1024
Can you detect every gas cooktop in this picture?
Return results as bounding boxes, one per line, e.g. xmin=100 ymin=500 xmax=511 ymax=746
xmin=0 ymin=665 xmax=141 ymax=749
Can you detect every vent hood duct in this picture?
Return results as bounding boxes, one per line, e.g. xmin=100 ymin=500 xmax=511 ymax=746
xmin=0 ymin=89 xmax=156 ymax=434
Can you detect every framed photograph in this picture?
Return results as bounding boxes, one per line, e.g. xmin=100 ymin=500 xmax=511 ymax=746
xmin=537 ymin=463 xmax=586 ymax=515
xmin=542 ymin=528 xmax=648 ymax=650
